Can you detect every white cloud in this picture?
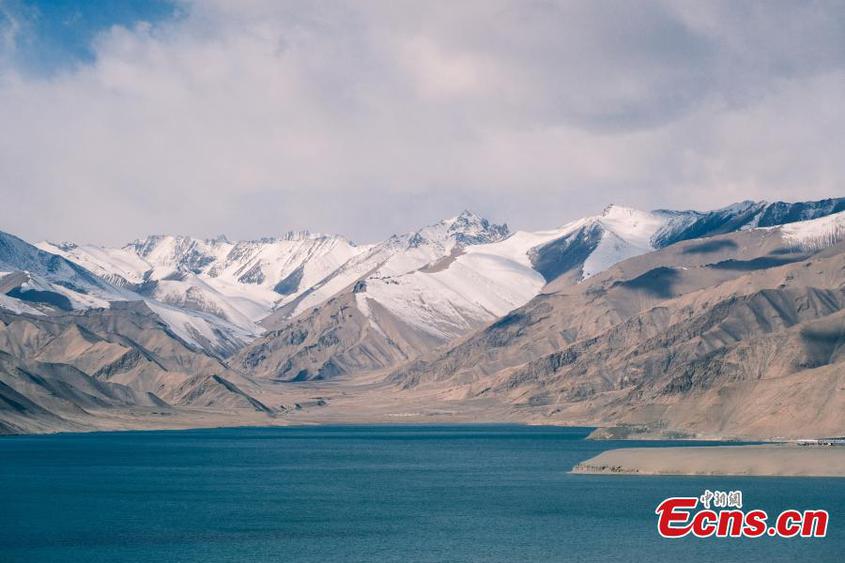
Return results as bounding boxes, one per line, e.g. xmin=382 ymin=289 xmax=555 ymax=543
xmin=0 ymin=0 xmax=844 ymax=245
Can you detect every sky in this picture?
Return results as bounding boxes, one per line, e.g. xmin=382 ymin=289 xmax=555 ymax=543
xmin=1 ymin=0 xmax=844 ymax=245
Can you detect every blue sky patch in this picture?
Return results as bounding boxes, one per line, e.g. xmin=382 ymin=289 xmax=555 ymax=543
xmin=1 ymin=0 xmax=179 ymax=74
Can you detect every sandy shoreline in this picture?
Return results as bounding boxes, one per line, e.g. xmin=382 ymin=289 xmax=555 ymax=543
xmin=572 ymin=445 xmax=845 ymax=477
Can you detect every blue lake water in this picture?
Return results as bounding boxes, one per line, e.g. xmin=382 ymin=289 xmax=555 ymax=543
xmin=0 ymin=425 xmax=842 ymax=562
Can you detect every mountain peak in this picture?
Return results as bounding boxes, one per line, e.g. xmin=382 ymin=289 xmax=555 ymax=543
xmin=403 ymin=211 xmax=510 ymax=249
xmin=279 ymin=230 xmax=314 ymax=242
xmin=600 ymin=204 xmax=646 ymax=218
xmin=600 ymin=203 xmax=618 ymax=215
xmin=446 ymin=210 xmax=509 ymax=246
xmin=455 ymin=209 xmax=481 ymax=220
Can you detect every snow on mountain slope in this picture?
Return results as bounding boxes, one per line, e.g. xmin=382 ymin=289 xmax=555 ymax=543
xmin=357 ymin=230 xmax=562 ymax=340
xmin=348 ymin=207 xmax=698 ymax=340
xmin=40 ymin=239 xmax=279 ymax=328
xmin=526 ymin=199 xmax=845 ymax=284
xmin=34 ymin=242 xmax=151 ymax=286
xmin=127 ymin=232 xmax=360 ymax=300
xmin=526 ymin=205 xmax=701 ymax=284
xmin=653 ymin=197 xmax=845 ymax=247
xmin=147 ymin=273 xmax=260 ymax=330
xmin=580 ymin=206 xmax=687 ymax=279
xmin=143 ymin=300 xmax=256 ymax=357
xmin=272 ymin=211 xmax=511 ymax=321
xmin=39 ymin=231 xmax=364 ymax=325
xmin=778 ymin=209 xmax=845 ymax=250
xmin=0 ymin=231 xmax=257 ymax=357
xmin=1 ymin=231 xmax=126 ymax=310
xmin=239 ymin=212 xmax=517 ymax=379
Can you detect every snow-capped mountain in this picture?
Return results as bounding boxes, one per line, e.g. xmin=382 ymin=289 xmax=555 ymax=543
xmin=1 ymin=230 xmax=125 ymax=310
xmin=6 ymin=196 xmax=845 ymax=437
xmin=24 ymin=211 xmax=514 ymax=374
xmin=241 ymin=197 xmax=845 ymax=381
xmin=355 ymin=230 xmax=554 ymax=341
xmin=238 ymin=211 xmax=519 ymax=379
xmin=346 ymin=205 xmax=703 ymax=342
xmin=529 ymin=197 xmax=845 ymax=285
xmin=13 ymin=196 xmax=845 ymax=375
xmin=39 ymin=232 xmax=363 ymax=327
xmin=653 ymin=197 xmax=845 ymax=247
xmin=239 ymin=207 xmax=707 ymax=379
xmin=527 ymin=205 xmax=700 ymax=284
xmin=2 ymin=231 xmax=258 ymax=358
xmin=263 ymin=210 xmax=512 ymax=322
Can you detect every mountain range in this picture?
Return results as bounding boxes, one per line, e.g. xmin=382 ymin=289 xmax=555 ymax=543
xmin=2 ymin=197 xmax=845 ymax=438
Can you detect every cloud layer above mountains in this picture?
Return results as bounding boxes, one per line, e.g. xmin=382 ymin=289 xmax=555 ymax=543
xmin=2 ymin=0 xmax=845 ymax=244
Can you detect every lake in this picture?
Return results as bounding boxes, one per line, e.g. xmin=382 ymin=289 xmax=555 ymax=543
xmin=0 ymin=425 xmax=842 ymax=562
